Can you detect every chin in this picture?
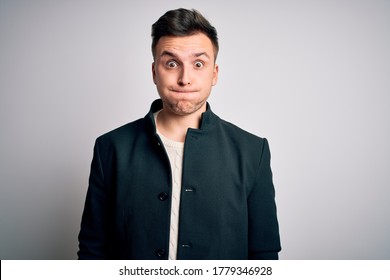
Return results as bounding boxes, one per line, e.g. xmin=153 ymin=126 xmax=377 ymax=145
xmin=166 ymin=100 xmax=205 ymax=116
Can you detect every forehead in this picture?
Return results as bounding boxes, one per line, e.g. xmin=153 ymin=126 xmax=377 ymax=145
xmin=155 ymin=33 xmax=215 ymax=59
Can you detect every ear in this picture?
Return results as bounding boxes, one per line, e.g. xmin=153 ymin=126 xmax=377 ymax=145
xmin=152 ymin=62 xmax=156 ymax=84
xmin=212 ymin=64 xmax=219 ymax=86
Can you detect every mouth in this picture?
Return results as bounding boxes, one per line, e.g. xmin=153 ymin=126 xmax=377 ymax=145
xmin=170 ymin=89 xmax=199 ymax=94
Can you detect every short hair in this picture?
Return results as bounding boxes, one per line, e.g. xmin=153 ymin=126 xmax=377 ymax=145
xmin=151 ymin=8 xmax=219 ymax=60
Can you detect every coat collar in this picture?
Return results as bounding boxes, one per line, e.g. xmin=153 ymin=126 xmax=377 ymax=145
xmin=145 ymin=99 xmax=218 ymax=133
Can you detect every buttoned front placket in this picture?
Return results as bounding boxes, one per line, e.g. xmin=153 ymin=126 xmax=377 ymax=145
xmin=153 ymin=134 xmax=172 ymax=259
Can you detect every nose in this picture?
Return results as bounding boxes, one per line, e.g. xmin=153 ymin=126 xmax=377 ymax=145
xmin=178 ymin=65 xmax=191 ymax=86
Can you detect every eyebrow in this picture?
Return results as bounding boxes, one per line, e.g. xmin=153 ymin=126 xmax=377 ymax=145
xmin=159 ymin=51 xmax=176 ymax=59
xmin=194 ymin=52 xmax=210 ymax=59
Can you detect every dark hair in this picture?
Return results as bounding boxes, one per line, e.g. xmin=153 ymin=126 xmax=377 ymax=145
xmin=151 ymin=8 xmax=219 ymax=60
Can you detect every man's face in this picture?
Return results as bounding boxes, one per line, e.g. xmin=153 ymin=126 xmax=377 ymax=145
xmin=152 ymin=32 xmax=218 ymax=116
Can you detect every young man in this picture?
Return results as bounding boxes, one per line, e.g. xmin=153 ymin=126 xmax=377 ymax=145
xmin=78 ymin=8 xmax=281 ymax=260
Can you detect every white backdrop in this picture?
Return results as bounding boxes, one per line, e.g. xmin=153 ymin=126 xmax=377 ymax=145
xmin=1 ymin=0 xmax=389 ymax=259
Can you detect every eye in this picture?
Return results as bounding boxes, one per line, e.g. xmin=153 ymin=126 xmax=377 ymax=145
xmin=194 ymin=61 xmax=204 ymax=68
xmin=166 ymin=61 xmax=178 ymax=68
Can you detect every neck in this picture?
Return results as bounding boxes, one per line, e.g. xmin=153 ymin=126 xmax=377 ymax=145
xmin=156 ymin=108 xmax=204 ymax=143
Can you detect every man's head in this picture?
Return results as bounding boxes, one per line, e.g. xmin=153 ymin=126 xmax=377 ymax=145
xmin=151 ymin=9 xmax=219 ymax=117
xmin=151 ymin=8 xmax=219 ymax=61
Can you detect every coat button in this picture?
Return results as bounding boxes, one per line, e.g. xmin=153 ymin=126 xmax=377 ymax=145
xmin=158 ymin=192 xmax=168 ymax=201
xmin=156 ymin=248 xmax=166 ymax=258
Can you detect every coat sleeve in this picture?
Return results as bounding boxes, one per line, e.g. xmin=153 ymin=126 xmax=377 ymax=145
xmin=247 ymin=138 xmax=281 ymax=259
xmin=77 ymin=139 xmax=109 ymax=259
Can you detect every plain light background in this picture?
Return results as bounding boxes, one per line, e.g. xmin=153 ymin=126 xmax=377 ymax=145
xmin=1 ymin=0 xmax=389 ymax=259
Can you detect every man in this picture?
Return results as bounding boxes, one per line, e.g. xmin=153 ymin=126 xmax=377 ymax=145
xmin=78 ymin=8 xmax=281 ymax=260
